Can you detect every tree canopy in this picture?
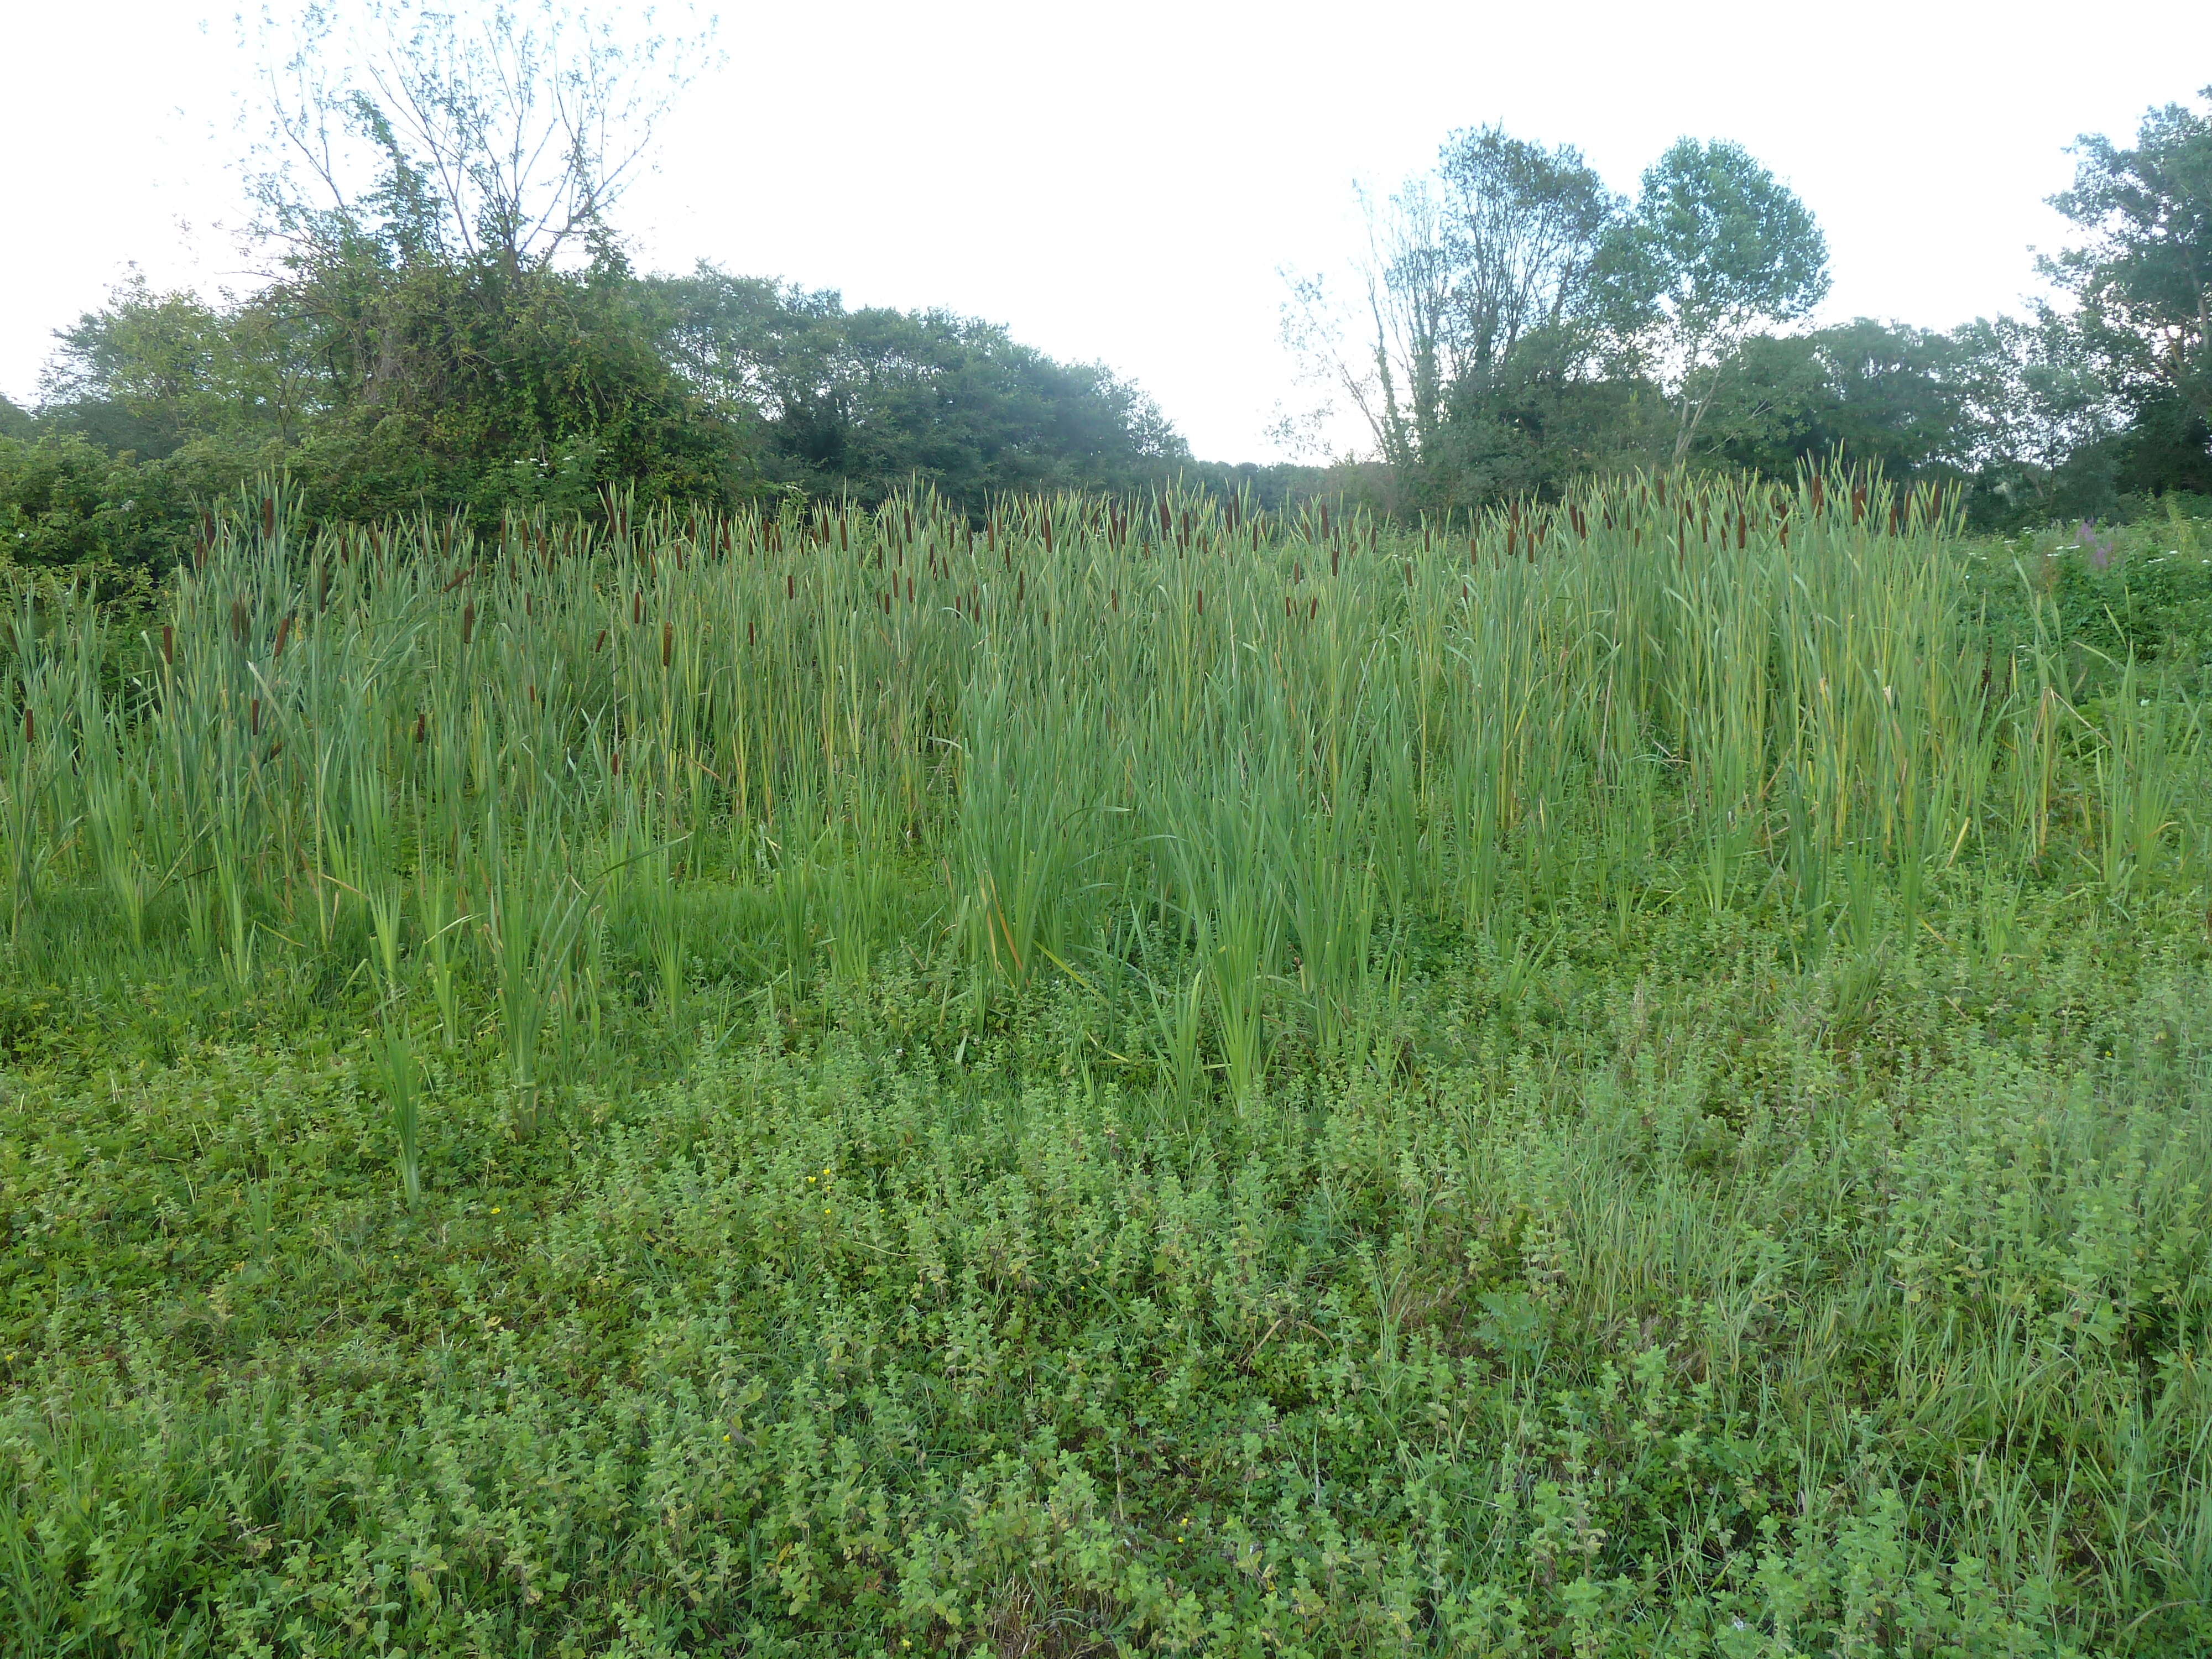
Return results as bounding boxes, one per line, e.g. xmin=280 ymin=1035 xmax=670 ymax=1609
xmin=8 ymin=13 xmax=2212 ymax=581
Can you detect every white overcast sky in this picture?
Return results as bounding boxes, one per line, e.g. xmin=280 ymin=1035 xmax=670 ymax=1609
xmin=4 ymin=1 xmax=2210 ymax=461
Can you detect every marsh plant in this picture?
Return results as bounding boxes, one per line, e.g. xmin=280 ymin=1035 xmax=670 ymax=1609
xmin=3 ymin=473 xmax=2211 ymax=1654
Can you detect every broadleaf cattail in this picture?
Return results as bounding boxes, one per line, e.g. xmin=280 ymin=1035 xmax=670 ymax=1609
xmin=415 ymin=712 xmax=426 ymax=743
xmin=593 ymin=628 xmax=608 ymax=653
xmin=461 ymin=601 xmax=476 ymax=647
xmin=160 ymin=624 xmax=173 ymax=665
xmin=273 ymin=614 xmax=293 ymax=659
xmin=661 ymin=620 xmax=673 ymax=668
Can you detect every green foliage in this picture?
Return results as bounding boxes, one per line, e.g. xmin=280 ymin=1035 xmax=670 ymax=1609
xmin=9 ymin=0 xmax=1187 ymax=557
xmin=1287 ymin=132 xmax=1838 ymax=509
xmin=654 ymin=267 xmax=1191 ymax=504
xmin=15 ymin=257 xmax=1194 ymax=548
xmin=0 ymin=431 xmax=204 ymax=591
xmin=2044 ymin=86 xmax=2212 ymax=429
xmin=1699 ymin=319 xmax=1980 ymax=482
xmin=1602 ymin=138 xmax=1832 ymax=463
xmin=2 ymin=475 xmax=2210 ymax=1651
xmin=1969 ymin=502 xmax=2212 ymax=695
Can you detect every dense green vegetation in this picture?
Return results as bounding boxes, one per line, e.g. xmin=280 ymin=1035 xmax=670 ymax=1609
xmin=3 ymin=476 xmax=2210 ymax=1653
xmin=1281 ymin=95 xmax=2210 ymax=521
xmin=3 ymin=264 xmax=1203 ymax=584
xmin=7 ymin=38 xmax=2206 ymax=577
xmin=3 ymin=7 xmax=2211 ymax=1653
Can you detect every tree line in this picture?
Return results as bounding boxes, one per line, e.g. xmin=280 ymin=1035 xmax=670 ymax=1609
xmin=2 ymin=1 xmax=2205 ymax=587
xmin=1280 ymin=108 xmax=2211 ymax=524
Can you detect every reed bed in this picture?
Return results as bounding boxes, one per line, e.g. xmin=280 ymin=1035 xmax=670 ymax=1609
xmin=3 ymin=474 xmax=2210 ymax=1653
xmin=6 ymin=472 xmax=2192 ymax=1089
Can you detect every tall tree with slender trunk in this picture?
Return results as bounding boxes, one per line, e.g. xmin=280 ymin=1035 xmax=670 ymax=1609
xmin=1601 ymin=139 xmax=1830 ymax=465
